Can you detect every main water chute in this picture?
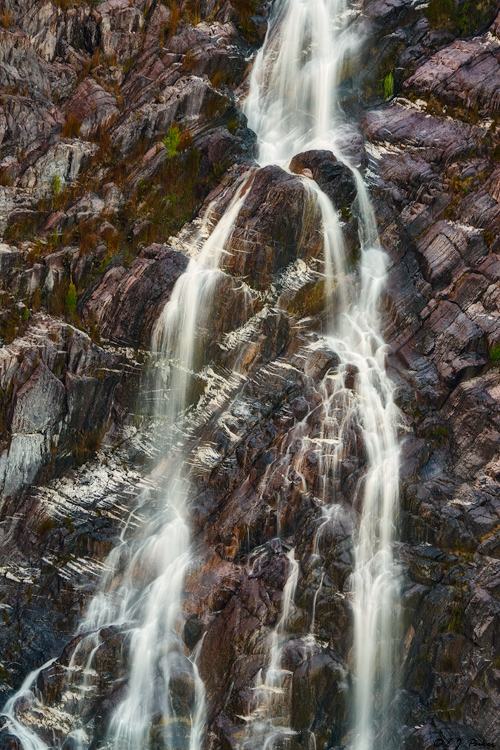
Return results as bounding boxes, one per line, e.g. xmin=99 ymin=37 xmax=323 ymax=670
xmin=242 ymin=0 xmax=401 ymax=746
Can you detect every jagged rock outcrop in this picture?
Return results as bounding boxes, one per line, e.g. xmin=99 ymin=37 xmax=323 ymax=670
xmin=222 ymin=165 xmax=324 ymax=290
xmin=289 ymin=150 xmax=357 ymax=210
xmin=0 ymin=315 xmax=140 ymax=499
xmin=82 ymin=243 xmax=189 ymax=346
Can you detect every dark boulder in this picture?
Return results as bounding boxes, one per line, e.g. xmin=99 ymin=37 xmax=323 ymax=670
xmin=289 ymin=150 xmax=357 ymax=211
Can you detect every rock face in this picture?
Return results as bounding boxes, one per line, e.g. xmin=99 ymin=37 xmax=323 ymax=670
xmin=0 ymin=315 xmax=140 ymax=499
xmin=357 ymin=7 xmax=500 ymax=745
xmin=222 ymin=165 xmax=324 ymax=290
xmin=2 ymin=0 xmax=500 ymax=749
xmin=82 ymin=244 xmax=189 ymax=346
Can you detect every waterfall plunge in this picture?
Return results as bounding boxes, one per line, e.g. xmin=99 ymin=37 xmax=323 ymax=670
xmin=0 ymin=183 xmax=252 ymax=750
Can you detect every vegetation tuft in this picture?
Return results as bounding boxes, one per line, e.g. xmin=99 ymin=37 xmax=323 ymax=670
xmin=426 ymin=0 xmax=498 ymax=35
xmin=383 ymin=71 xmax=394 ymax=101
xmin=163 ymin=123 xmax=181 ymax=157
xmin=490 ymin=344 xmax=500 ymax=363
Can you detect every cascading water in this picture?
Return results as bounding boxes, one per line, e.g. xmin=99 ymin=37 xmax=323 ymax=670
xmin=244 ymin=0 xmax=358 ymax=164
xmin=2 ymin=0 xmax=400 ymax=748
xmin=74 ymin=181 xmax=255 ymax=750
xmin=243 ymin=0 xmax=401 ymax=747
xmin=1 ymin=183 xmax=252 ymax=750
xmin=244 ymin=550 xmax=300 ymax=748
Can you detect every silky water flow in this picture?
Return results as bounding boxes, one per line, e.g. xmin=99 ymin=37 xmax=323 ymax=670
xmin=2 ymin=0 xmax=401 ymax=748
xmin=242 ymin=0 xmax=401 ymax=747
xmin=1 ymin=185 xmax=251 ymax=750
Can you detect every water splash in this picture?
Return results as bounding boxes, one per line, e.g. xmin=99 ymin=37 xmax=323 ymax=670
xmin=243 ymin=550 xmax=300 ymax=748
xmin=2 ymin=661 xmax=57 ymax=750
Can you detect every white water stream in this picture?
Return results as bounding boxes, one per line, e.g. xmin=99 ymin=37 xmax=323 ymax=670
xmin=1 ymin=184 xmax=251 ymax=750
xmin=242 ymin=0 xmax=401 ymax=747
xmin=2 ymin=0 xmax=400 ymax=748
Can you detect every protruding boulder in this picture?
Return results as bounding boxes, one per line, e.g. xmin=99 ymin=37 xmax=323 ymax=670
xmin=83 ymin=244 xmax=189 ymax=347
xmin=223 ymin=165 xmax=323 ymax=290
xmin=291 ymin=652 xmax=345 ymax=736
xmin=289 ymin=150 xmax=357 ymax=211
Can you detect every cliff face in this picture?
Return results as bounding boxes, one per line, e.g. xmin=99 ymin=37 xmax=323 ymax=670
xmin=1 ymin=0 xmax=500 ymax=748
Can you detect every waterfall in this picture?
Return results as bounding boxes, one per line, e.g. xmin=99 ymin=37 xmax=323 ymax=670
xmin=244 ymin=550 xmax=300 ymax=748
xmin=0 ymin=181 xmax=253 ymax=750
xmin=2 ymin=0 xmax=400 ymax=747
xmin=244 ymin=0 xmax=401 ymax=747
xmin=244 ymin=0 xmax=358 ymax=164
xmin=75 ymin=180 xmax=254 ymax=750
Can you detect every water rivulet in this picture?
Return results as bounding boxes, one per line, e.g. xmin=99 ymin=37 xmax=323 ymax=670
xmin=2 ymin=0 xmax=400 ymax=748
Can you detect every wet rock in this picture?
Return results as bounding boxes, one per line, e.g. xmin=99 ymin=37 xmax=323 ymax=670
xmin=163 ymin=652 xmax=197 ymax=717
xmin=184 ymin=615 xmax=203 ymax=649
xmin=196 ymin=125 xmax=256 ymax=180
xmin=291 ymin=652 xmax=345 ymax=738
xmin=198 ymin=574 xmax=274 ymax=718
xmin=289 ymin=150 xmax=357 ymax=211
xmin=223 ymin=166 xmax=323 ymax=290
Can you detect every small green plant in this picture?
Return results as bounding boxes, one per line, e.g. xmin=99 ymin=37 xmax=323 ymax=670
xmin=163 ymin=124 xmax=181 ymax=158
xmin=427 ymin=0 xmax=456 ymax=27
xmin=491 ymin=344 xmax=500 ymax=363
xmin=123 ymin=58 xmax=134 ymax=75
xmin=37 ymin=516 xmax=57 ymax=540
xmin=423 ymin=423 xmax=449 ymax=446
xmin=211 ymin=160 xmax=225 ymax=182
xmin=52 ymin=173 xmax=61 ymax=195
xmin=66 ymin=280 xmax=77 ymax=316
xmin=383 ymin=71 xmax=394 ymax=101
xmin=226 ymin=117 xmax=238 ymax=134
xmin=137 ymin=178 xmax=146 ymax=196
xmin=448 ymin=603 xmax=465 ymax=633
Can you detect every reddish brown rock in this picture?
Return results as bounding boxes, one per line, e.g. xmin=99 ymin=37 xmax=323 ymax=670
xmin=65 ymin=77 xmax=119 ymax=139
xmin=223 ymin=165 xmax=323 ymax=290
xmin=404 ymin=37 xmax=500 ymax=115
xmin=83 ymin=244 xmax=188 ymax=347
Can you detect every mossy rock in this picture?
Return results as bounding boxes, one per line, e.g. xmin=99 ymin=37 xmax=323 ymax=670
xmin=426 ymin=0 xmax=498 ymax=35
